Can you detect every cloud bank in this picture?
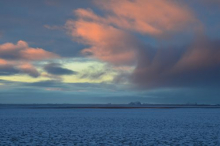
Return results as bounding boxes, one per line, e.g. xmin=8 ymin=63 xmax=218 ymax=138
xmin=132 ymin=37 xmax=220 ymax=89
xmin=0 ymin=40 xmax=59 ymax=77
xmin=65 ymin=0 xmax=220 ymax=90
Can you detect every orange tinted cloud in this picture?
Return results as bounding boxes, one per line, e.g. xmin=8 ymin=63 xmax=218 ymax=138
xmin=0 ymin=40 xmax=59 ymax=77
xmin=95 ymin=0 xmax=199 ymax=35
xmin=0 ymin=40 xmax=59 ymax=61
xmin=65 ymin=0 xmax=218 ymax=89
xmin=0 ymin=60 xmax=40 ymax=77
xmin=18 ymin=63 xmax=40 ymax=77
xmin=66 ymin=0 xmax=200 ymax=66
xmin=75 ymin=9 xmax=101 ymax=21
xmin=66 ymin=19 xmax=138 ymax=65
xmin=21 ymin=48 xmax=58 ymax=60
xmin=0 ymin=59 xmax=7 ymax=65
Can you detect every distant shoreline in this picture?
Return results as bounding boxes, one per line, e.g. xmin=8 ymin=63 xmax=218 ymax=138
xmin=1 ymin=104 xmax=220 ymax=109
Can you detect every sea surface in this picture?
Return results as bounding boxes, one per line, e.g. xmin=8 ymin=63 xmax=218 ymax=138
xmin=0 ymin=107 xmax=220 ymax=145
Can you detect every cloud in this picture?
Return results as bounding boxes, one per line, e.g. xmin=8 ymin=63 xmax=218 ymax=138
xmin=95 ymin=0 xmax=199 ymax=36
xmin=0 ymin=60 xmax=40 ymax=77
xmin=41 ymin=73 xmax=62 ymax=81
xmin=0 ymin=59 xmax=7 ymax=65
xmin=65 ymin=0 xmax=201 ymax=66
xmin=18 ymin=63 xmax=40 ymax=77
xmin=0 ymin=40 xmax=59 ymax=61
xmin=65 ymin=0 xmax=219 ymax=90
xmin=80 ymin=71 xmax=105 ymax=80
xmin=79 ymin=65 xmax=107 ymax=80
xmin=0 ymin=40 xmax=59 ymax=78
xmin=66 ymin=18 xmax=139 ymax=65
xmin=131 ymin=37 xmax=220 ymax=89
xmin=44 ymin=63 xmax=77 ymax=75
xmin=0 ymin=64 xmax=20 ymax=76
xmin=44 ymin=24 xmax=63 ymax=30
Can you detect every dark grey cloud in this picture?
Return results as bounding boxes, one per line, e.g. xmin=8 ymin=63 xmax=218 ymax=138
xmin=0 ymin=48 xmax=22 ymax=60
xmin=44 ymin=63 xmax=77 ymax=75
xmin=131 ymin=36 xmax=220 ymax=89
xmin=0 ymin=64 xmax=40 ymax=77
xmin=0 ymin=65 xmax=19 ymax=76
xmin=19 ymin=66 xmax=40 ymax=78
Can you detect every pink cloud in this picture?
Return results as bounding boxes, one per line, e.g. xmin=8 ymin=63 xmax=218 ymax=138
xmin=18 ymin=63 xmax=40 ymax=77
xmin=66 ymin=19 xmax=138 ymax=65
xmin=0 ymin=59 xmax=7 ymax=65
xmin=95 ymin=0 xmax=199 ymax=35
xmin=65 ymin=0 xmax=220 ymax=89
xmin=74 ymin=9 xmax=101 ymax=21
xmin=0 ymin=40 xmax=59 ymax=61
xmin=0 ymin=60 xmax=40 ymax=77
xmin=66 ymin=0 xmax=201 ymax=66
xmin=0 ymin=40 xmax=59 ymax=78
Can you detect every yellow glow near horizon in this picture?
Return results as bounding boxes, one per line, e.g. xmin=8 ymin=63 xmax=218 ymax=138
xmin=0 ymin=75 xmax=46 ymax=83
xmin=62 ymin=60 xmax=116 ymax=83
xmin=0 ymin=58 xmax=120 ymax=83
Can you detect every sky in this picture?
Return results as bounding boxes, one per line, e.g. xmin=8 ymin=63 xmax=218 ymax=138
xmin=0 ymin=0 xmax=220 ymax=104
